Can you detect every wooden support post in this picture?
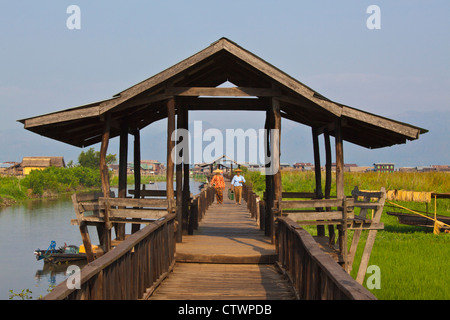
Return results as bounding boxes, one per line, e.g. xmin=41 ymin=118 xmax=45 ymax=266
xmin=71 ymin=194 xmax=95 ymax=263
xmin=335 ymin=119 xmax=344 ymax=201
xmin=176 ymin=105 xmax=183 ymax=243
xmin=116 ymin=122 xmax=128 ymax=240
xmin=181 ymin=106 xmax=190 ymax=235
xmin=312 ymin=127 xmax=325 ymax=237
xmin=132 ymin=129 xmax=141 ymax=234
xmin=272 ymin=98 xmax=282 ymax=207
xmin=355 ymin=187 xmax=386 ymax=284
xmin=264 ymin=108 xmax=274 ymax=239
xmin=100 ymin=113 xmax=111 ymax=252
xmin=324 ymin=129 xmax=335 ymax=244
xmin=334 ymin=118 xmax=347 ymax=270
xmin=166 ymin=98 xmax=175 ymax=213
xmin=271 ymin=98 xmax=282 ymax=244
xmin=100 ymin=113 xmax=111 ymax=198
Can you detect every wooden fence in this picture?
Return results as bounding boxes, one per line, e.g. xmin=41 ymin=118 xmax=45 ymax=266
xmin=128 ymin=185 xmax=215 ymax=236
xmin=243 ymin=183 xmax=386 ymax=290
xmin=43 ymin=214 xmax=176 ymax=300
xmin=276 ymin=217 xmax=377 ymax=300
xmin=188 ymin=185 xmax=215 ymax=234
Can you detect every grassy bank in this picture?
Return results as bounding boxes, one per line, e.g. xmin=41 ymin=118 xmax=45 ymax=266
xmin=0 ymin=175 xmax=28 ymax=207
xmin=245 ymin=171 xmax=450 ymax=300
xmin=0 ymin=166 xmax=102 ymax=207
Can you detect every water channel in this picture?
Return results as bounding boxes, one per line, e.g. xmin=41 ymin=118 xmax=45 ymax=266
xmin=0 ymin=180 xmax=204 ymax=300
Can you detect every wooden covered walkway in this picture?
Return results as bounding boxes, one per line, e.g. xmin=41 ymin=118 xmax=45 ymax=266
xmin=24 ymin=38 xmax=426 ymax=301
xmin=149 ymin=182 xmax=296 ymax=300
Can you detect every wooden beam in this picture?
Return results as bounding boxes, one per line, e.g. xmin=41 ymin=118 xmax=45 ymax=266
xmin=341 ymin=106 xmax=421 ymax=139
xmin=283 ymin=211 xmax=345 ymax=221
xmin=166 ymin=86 xmax=281 ymax=97
xmin=177 ymin=97 xmax=268 ymax=111
xmin=280 ymin=199 xmax=346 ymax=209
xmin=23 ymin=103 xmax=102 ymax=128
xmin=98 ymin=40 xmax=227 ymax=114
xmin=110 ymin=93 xmax=172 ymax=113
xmin=222 ymin=39 xmax=343 ymax=116
xmin=316 ymin=118 xmax=348 ymax=135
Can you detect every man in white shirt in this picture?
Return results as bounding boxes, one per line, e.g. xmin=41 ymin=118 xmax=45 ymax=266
xmin=231 ymin=169 xmax=246 ymax=205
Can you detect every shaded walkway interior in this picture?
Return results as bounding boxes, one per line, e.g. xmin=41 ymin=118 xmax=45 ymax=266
xmin=149 ymin=181 xmax=296 ymax=300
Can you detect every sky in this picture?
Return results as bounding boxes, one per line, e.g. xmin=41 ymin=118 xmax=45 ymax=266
xmin=1 ymin=1 xmax=449 ymax=168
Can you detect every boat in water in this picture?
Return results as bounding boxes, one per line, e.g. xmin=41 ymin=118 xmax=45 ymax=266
xmin=34 ymin=241 xmax=87 ymax=264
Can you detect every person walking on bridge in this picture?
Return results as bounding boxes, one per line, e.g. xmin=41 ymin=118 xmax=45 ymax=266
xmin=210 ymin=169 xmax=225 ymax=204
xmin=231 ymin=169 xmax=246 ymax=205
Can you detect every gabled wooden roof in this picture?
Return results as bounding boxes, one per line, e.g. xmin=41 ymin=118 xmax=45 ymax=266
xmin=18 ymin=37 xmax=427 ymax=149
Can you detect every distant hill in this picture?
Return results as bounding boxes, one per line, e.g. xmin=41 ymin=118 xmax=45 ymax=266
xmin=3 ymin=109 xmax=448 ymax=169
xmin=94 ymin=109 xmax=450 ymax=168
xmin=343 ymin=109 xmax=450 ymax=167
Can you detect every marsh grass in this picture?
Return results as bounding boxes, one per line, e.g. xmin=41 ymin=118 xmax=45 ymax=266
xmin=245 ymin=171 xmax=450 ymax=299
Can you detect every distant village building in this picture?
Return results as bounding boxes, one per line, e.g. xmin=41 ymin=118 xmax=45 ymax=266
xmin=244 ymin=163 xmax=264 ymax=172
xmin=350 ymin=166 xmax=374 ymax=173
xmin=329 ymin=163 xmax=363 ymax=172
xmin=21 ymin=157 xmax=65 ymax=175
xmin=432 ymin=165 xmax=450 ymax=172
xmin=0 ymin=162 xmax=20 ymax=175
xmin=142 ymin=160 xmax=164 ymax=175
xmin=416 ymin=166 xmax=435 ymax=172
xmin=293 ymin=163 xmax=313 ymax=171
xmin=373 ymin=163 xmax=395 ymax=173
xmin=398 ymin=165 xmax=450 ymax=172
xmin=280 ymin=163 xmax=292 ymax=171
xmin=126 ymin=160 xmax=165 ymax=176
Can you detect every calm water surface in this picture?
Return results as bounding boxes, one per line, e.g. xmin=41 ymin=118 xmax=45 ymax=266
xmin=0 ymin=181 xmax=204 ymax=300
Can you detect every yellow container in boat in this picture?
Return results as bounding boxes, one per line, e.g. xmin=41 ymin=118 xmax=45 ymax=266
xmin=79 ymin=244 xmax=99 ymax=254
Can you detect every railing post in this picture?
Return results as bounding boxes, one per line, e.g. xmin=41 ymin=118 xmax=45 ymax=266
xmin=259 ymin=200 xmax=266 ymax=232
xmin=189 ymin=197 xmax=198 ymax=235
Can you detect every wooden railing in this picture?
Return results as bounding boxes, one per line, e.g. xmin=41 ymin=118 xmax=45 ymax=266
xmin=188 ymin=185 xmax=215 ymax=234
xmin=129 ymin=185 xmax=214 ymax=236
xmin=72 ymin=191 xmax=175 ymax=259
xmin=43 ymin=213 xmax=176 ymax=300
xmin=276 ymin=217 xmax=377 ymax=300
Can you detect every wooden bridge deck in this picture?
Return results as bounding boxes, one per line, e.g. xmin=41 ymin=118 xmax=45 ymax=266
xmin=149 ymin=183 xmax=297 ymax=300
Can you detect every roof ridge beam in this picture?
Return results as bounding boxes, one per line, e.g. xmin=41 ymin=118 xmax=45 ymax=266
xmin=166 ymin=86 xmax=281 ymax=97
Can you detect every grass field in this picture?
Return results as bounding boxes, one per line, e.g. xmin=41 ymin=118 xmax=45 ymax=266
xmin=245 ymin=170 xmax=450 ymax=300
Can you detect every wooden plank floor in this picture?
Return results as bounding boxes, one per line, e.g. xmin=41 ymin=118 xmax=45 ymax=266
xmin=175 ymin=184 xmax=277 ymax=264
xmin=149 ymin=263 xmax=296 ymax=300
xmin=149 ymin=182 xmax=297 ymax=300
